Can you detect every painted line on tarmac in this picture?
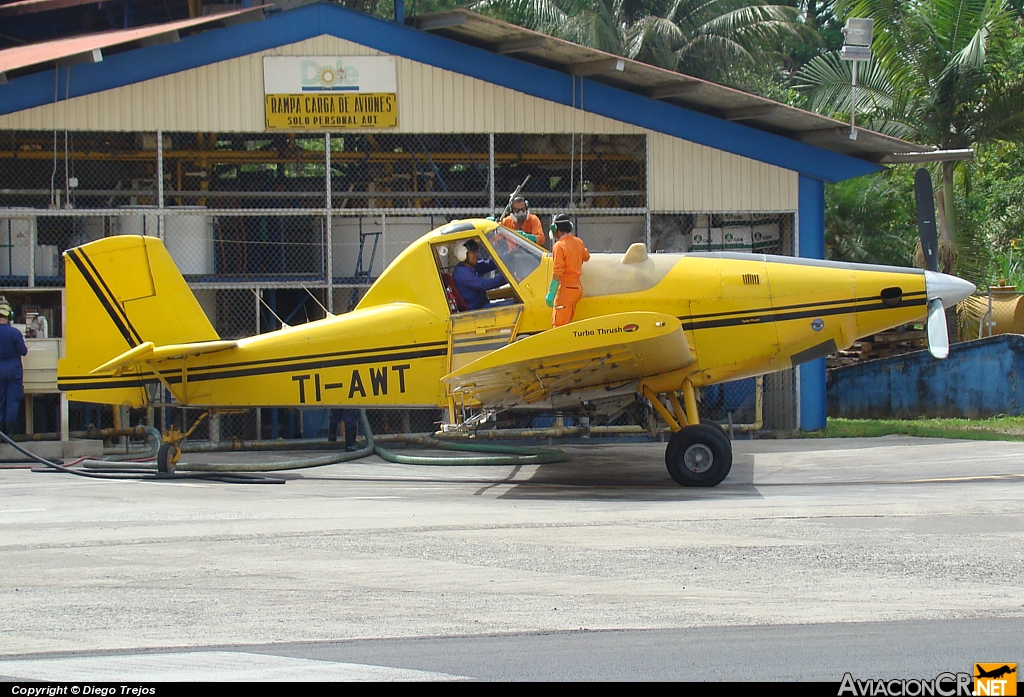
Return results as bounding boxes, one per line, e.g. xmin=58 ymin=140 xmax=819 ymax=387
xmin=344 ymin=496 xmax=407 ymax=499
xmin=906 ymin=473 xmax=1024 ymax=484
xmin=0 ymin=651 xmax=467 ymax=681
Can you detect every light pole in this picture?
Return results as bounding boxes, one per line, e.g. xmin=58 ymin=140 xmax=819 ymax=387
xmin=841 ymin=18 xmax=874 ymax=140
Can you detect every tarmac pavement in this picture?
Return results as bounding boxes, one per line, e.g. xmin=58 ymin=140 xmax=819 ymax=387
xmin=1 ymin=436 xmax=1022 ymax=680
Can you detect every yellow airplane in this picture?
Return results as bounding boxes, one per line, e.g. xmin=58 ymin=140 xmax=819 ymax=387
xmin=57 ymin=185 xmax=974 ymax=487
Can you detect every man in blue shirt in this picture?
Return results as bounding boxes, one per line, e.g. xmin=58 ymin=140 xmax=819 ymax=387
xmin=0 ymin=301 xmax=27 ymax=435
xmin=452 ymin=239 xmax=507 ymax=311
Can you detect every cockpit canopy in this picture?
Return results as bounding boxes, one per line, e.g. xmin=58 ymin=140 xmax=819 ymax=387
xmin=485 ymin=225 xmax=544 ymax=283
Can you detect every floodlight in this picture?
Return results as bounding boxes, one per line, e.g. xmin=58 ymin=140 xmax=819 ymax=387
xmin=840 ymin=18 xmax=875 ymax=140
xmin=842 ymin=18 xmax=874 ymax=47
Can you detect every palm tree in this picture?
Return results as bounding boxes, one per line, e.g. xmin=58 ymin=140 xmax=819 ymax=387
xmin=796 ymin=0 xmax=1024 ymax=284
xmin=471 ymin=0 xmax=800 ymax=82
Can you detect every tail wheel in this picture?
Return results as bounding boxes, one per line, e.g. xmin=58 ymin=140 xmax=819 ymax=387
xmin=157 ymin=443 xmax=179 ymax=475
xmin=665 ymin=424 xmax=732 ymax=487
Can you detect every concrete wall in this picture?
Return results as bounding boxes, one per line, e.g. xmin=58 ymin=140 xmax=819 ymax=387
xmin=828 ymin=334 xmax=1024 ymax=419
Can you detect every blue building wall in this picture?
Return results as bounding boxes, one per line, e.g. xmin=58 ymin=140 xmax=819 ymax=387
xmin=828 ymin=334 xmax=1024 ymax=419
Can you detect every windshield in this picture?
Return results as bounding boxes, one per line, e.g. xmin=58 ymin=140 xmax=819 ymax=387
xmin=486 ymin=226 xmax=544 ymax=283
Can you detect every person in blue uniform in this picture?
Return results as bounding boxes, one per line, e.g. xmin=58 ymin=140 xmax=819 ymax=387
xmin=0 ymin=302 xmax=27 ymax=435
xmin=328 ymin=408 xmax=360 ymax=452
xmin=452 ymin=239 xmax=506 ymax=310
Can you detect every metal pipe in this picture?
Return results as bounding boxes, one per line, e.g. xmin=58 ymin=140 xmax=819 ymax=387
xmin=157 ymin=129 xmax=164 ymax=239
xmin=175 ymin=424 xmax=648 ymax=452
xmin=446 ymin=425 xmax=645 ymax=439
xmin=13 ymin=425 xmax=152 ymax=441
xmin=325 ymin=131 xmax=334 ymax=314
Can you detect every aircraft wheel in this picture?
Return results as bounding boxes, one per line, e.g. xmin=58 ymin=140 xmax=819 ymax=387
xmin=157 ymin=443 xmax=179 ymax=475
xmin=664 ymin=423 xmax=730 ymax=468
xmin=665 ymin=424 xmax=732 ymax=487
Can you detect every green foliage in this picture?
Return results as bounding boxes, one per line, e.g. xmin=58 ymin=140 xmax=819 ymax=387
xmin=957 ymin=139 xmax=1024 ymax=288
xmin=798 ymin=0 xmax=1024 ymax=290
xmin=811 ymin=416 xmax=1024 ymax=441
xmin=991 ymin=247 xmax=1024 ymax=288
xmin=825 ymin=167 xmax=917 ymax=266
xmin=468 ymin=0 xmax=801 ymax=83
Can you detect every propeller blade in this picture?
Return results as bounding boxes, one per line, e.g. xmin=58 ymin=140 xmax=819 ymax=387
xmin=915 ymin=168 xmax=939 ymax=273
xmin=927 ymin=298 xmax=949 ymax=359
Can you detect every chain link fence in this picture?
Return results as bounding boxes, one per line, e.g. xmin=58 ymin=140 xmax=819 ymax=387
xmin=1 ymin=128 xmax=800 ymax=441
xmin=494 ymin=134 xmax=646 ymax=210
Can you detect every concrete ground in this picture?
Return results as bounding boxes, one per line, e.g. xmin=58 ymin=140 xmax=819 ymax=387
xmin=1 ymin=436 xmax=1022 ymax=680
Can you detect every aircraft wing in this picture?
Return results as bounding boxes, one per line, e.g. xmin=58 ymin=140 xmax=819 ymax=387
xmin=443 ymin=312 xmax=691 ymax=409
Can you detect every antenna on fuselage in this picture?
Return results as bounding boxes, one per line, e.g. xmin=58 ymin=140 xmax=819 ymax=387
xmin=301 ymin=284 xmax=334 ymax=318
xmin=252 ymin=289 xmax=290 ymax=330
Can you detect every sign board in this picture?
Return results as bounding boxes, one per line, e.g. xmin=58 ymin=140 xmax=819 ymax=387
xmin=263 ymin=56 xmax=398 ymax=130
xmin=690 ymin=227 xmax=754 ymax=252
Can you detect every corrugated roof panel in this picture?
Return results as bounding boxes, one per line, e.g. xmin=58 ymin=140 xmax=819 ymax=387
xmin=0 ymin=0 xmax=119 ymax=17
xmin=416 ymin=9 xmax=928 ymax=163
xmin=0 ymin=7 xmax=266 ymax=77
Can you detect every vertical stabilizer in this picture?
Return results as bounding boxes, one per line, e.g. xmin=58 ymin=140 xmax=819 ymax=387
xmin=58 ymin=235 xmax=219 ymax=406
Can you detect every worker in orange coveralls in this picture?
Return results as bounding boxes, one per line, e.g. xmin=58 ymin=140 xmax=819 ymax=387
xmin=501 ymin=196 xmax=546 ymax=247
xmin=545 ymin=213 xmax=590 ymax=327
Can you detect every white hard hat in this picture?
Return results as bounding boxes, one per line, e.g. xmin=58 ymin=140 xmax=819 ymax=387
xmin=454 ymin=239 xmax=480 ymax=263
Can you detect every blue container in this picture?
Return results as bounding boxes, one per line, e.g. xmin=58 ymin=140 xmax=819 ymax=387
xmin=828 ymin=334 xmax=1024 ymax=418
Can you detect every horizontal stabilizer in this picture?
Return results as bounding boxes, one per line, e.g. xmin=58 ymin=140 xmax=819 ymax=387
xmin=90 ymin=340 xmax=239 ymax=375
xmin=444 ymin=312 xmax=691 ymax=409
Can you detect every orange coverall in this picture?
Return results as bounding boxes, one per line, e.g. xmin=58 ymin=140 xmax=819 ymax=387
xmin=551 ymin=233 xmax=590 ymax=327
xmin=501 ymin=214 xmax=546 ymax=247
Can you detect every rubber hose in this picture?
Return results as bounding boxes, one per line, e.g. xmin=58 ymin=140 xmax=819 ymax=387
xmin=100 ymin=426 xmax=163 ymax=461
xmin=1 ymin=429 xmax=282 ymax=483
xmin=173 ymin=410 xmax=376 ymax=472
xmin=154 ymin=412 xmax=566 ymax=471
xmin=373 ymin=436 xmax=566 ymax=466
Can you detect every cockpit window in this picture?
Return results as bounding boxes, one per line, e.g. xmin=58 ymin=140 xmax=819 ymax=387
xmin=436 ymin=221 xmax=478 ymax=235
xmin=486 ymin=226 xmax=544 ymax=282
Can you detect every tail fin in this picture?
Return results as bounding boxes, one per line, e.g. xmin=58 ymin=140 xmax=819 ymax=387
xmin=58 ymin=235 xmax=219 ymax=407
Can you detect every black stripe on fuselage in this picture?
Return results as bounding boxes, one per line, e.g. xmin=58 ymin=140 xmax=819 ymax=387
xmin=60 ymin=345 xmax=448 ymax=391
xmin=67 ymin=249 xmax=139 ymax=349
xmin=681 ymin=297 xmax=927 ymax=331
xmin=685 ymin=290 xmax=927 ymax=323
xmin=60 ymin=340 xmax=451 ymax=383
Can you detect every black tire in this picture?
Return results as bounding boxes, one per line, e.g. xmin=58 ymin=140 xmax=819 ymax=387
xmin=665 ymin=424 xmax=732 ymax=487
xmin=665 ymin=422 xmax=730 ymax=467
xmin=157 ymin=443 xmax=178 ymax=475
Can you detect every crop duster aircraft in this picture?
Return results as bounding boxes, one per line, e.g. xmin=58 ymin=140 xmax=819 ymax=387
xmin=57 ymin=170 xmax=974 ymax=486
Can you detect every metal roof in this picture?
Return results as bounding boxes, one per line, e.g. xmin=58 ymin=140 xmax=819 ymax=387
xmin=413 ymin=9 xmax=931 ymax=164
xmin=0 ymin=6 xmax=267 ymax=82
xmin=0 ymin=0 xmax=110 ymax=18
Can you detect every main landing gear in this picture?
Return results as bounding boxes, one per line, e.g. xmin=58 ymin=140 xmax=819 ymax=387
xmin=665 ymin=424 xmax=732 ymax=487
xmin=643 ymin=381 xmax=733 ymax=488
